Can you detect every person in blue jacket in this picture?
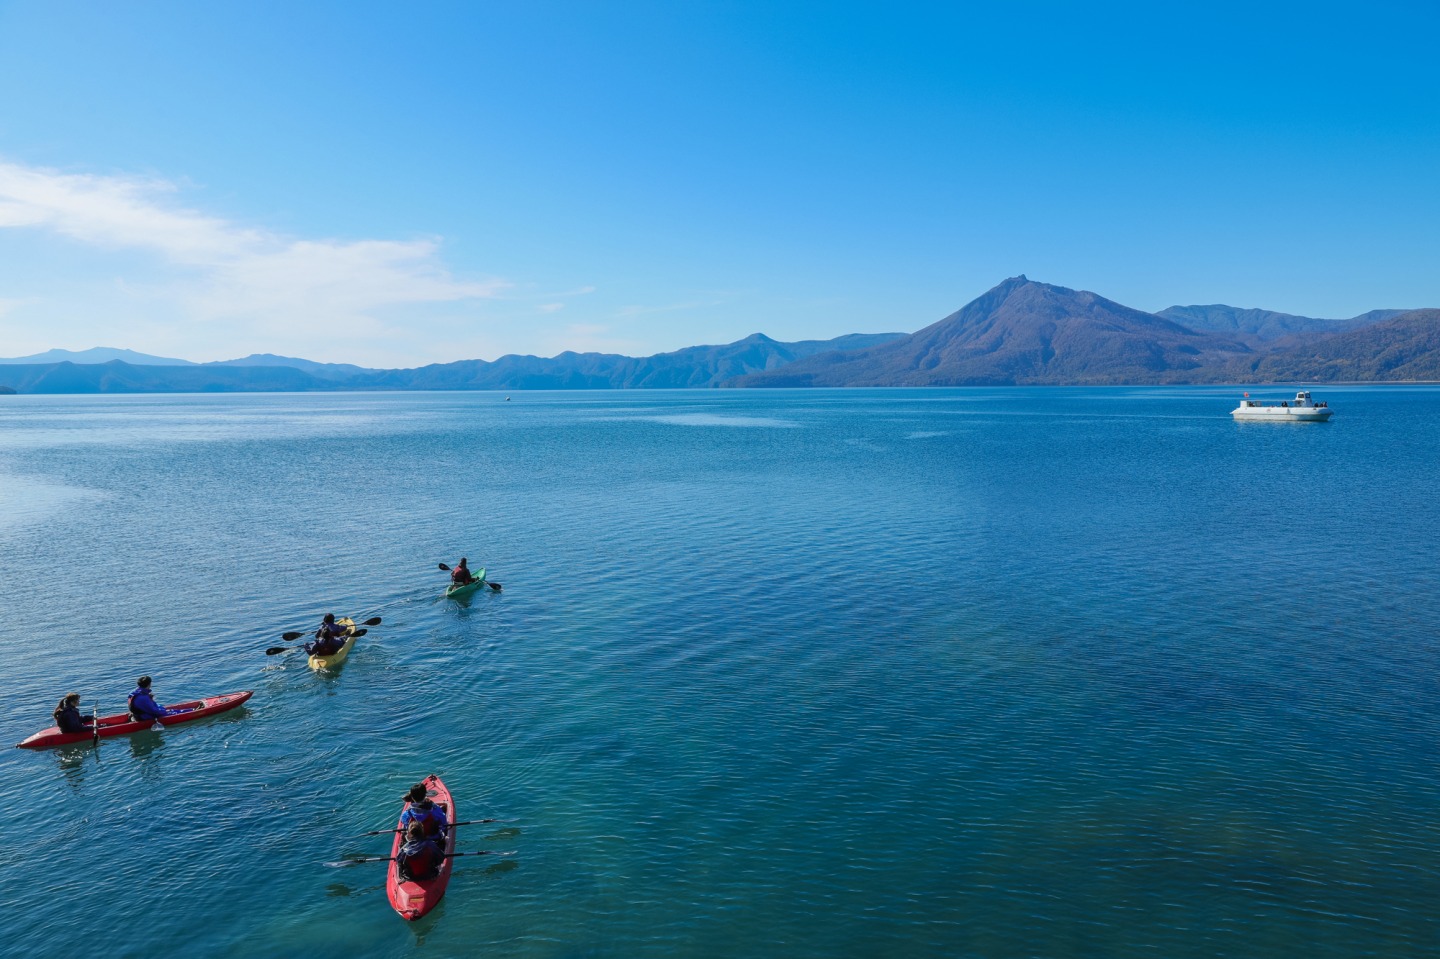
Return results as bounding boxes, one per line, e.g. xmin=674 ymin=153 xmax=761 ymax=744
xmin=395 ymin=822 xmax=443 ymax=882
xmin=128 ymin=676 xmax=168 ymax=722
xmin=304 ymin=614 xmax=350 ymax=657
xmin=399 ymin=782 xmax=449 ymax=844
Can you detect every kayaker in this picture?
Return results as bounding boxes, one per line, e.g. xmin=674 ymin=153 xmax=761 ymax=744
xmin=52 ymin=693 xmax=96 ymax=734
xmin=127 ymin=677 xmax=168 ymax=722
xmin=395 ymin=821 xmax=443 ymax=882
xmin=304 ymin=614 xmax=349 ymax=657
xmin=399 ymin=782 xmax=449 ymax=843
xmin=451 ymin=558 xmax=477 ymax=587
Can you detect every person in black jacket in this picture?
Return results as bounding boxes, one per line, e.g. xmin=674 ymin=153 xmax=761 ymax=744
xmin=53 ymin=693 xmax=96 ymax=734
xmin=305 ymin=614 xmax=350 ymax=657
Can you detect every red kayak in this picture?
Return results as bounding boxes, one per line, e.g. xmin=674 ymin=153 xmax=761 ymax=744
xmin=14 ymin=690 xmax=254 ymax=749
xmin=387 ymin=774 xmax=457 ymax=920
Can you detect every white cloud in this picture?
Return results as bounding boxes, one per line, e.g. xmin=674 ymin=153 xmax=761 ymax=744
xmin=0 ymin=159 xmax=507 ymax=359
xmin=538 ymin=302 xmax=565 ymax=313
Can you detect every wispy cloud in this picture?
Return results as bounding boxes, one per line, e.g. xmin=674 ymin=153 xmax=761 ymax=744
xmin=0 ymin=159 xmax=506 ymax=357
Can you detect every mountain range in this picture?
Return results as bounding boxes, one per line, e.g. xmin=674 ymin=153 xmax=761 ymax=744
xmin=1 ymin=277 xmax=1434 ymax=393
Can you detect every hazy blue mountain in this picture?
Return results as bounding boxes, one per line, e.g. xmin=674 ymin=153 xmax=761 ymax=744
xmin=1157 ymin=304 xmax=1408 ymax=343
xmin=207 ymin=353 xmax=374 ymax=380
xmin=0 ymin=360 xmax=329 ymax=394
xmin=730 ymin=277 xmax=1257 ymax=387
xmin=356 ymin=331 xmax=906 ymax=390
xmin=0 ymin=347 xmax=197 ymax=366
xmin=0 ymin=332 xmax=904 ymax=393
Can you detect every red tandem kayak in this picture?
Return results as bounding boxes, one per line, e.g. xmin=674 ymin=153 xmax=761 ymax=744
xmin=387 ymin=774 xmax=457 ymax=920
xmin=15 ymin=690 xmax=255 ymax=749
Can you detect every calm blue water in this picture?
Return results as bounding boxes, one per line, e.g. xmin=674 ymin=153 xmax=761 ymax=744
xmin=2 ymin=386 xmax=1438 ymax=958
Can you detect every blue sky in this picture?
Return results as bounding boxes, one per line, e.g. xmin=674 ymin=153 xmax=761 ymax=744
xmin=1 ymin=0 xmax=1436 ymax=367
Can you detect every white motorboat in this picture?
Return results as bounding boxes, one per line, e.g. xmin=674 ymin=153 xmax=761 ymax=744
xmin=1232 ymin=390 xmax=1333 ymax=422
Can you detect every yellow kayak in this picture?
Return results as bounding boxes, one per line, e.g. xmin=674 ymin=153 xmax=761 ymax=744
xmin=308 ymin=617 xmax=358 ymax=671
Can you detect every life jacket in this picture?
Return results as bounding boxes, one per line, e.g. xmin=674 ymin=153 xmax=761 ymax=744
xmin=396 ymin=838 xmax=441 ymax=881
xmin=129 ymin=687 xmax=163 ymax=721
xmin=451 ymin=565 xmax=470 ymax=585
xmin=311 ymin=623 xmax=347 ymax=655
xmin=403 ymin=800 xmax=446 ymax=840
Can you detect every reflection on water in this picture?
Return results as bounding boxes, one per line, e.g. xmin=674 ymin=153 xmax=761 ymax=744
xmin=128 ymin=731 xmax=164 ymax=765
xmin=55 ymin=745 xmax=95 ymax=791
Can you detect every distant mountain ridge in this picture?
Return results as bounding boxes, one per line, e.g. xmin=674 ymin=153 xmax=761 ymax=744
xmin=1155 ymin=304 xmax=1409 ymax=345
xmin=735 ymin=278 xmax=1434 ymax=387
xmin=208 ymin=353 xmax=375 ymax=381
xmin=732 ymin=277 xmax=1257 ymax=387
xmin=1221 ymin=308 xmax=1440 ymax=382
xmin=0 ymin=332 xmax=906 ymax=393
xmin=0 ymin=346 xmax=198 ymax=366
xmin=2 ymin=279 xmax=1435 ymax=392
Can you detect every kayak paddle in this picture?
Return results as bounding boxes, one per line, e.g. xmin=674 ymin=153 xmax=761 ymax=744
xmin=352 ymin=818 xmax=516 ymax=838
xmin=438 ymin=563 xmax=502 ymax=591
xmin=265 ymin=628 xmax=366 ymax=656
xmin=325 ymin=850 xmax=516 ymax=867
xmin=279 ymin=616 xmax=382 ymax=642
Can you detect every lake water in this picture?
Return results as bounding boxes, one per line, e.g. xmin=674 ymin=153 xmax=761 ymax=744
xmin=2 ymin=386 xmax=1438 ymax=958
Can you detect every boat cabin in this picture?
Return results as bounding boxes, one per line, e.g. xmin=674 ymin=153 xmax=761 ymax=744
xmin=1237 ymin=391 xmax=1324 ymax=409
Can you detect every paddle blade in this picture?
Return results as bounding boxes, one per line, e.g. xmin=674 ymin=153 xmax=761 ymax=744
xmin=281 ymin=631 xmax=304 ymax=641
xmin=352 ymin=629 xmax=367 ymax=637
xmin=265 ymin=646 xmax=293 ymax=656
xmin=438 ymin=563 xmax=451 ymax=571
xmin=324 ymin=856 xmax=391 ymax=868
xmin=487 ymin=581 xmax=502 ymax=591
xmin=362 ymin=616 xmax=382 ymax=626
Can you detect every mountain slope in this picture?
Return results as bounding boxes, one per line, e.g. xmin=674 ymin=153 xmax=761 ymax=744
xmin=1223 ymin=309 xmax=1440 ymax=382
xmin=1156 ymin=304 xmax=1408 ymax=344
xmin=730 ymin=277 xmax=1256 ymax=387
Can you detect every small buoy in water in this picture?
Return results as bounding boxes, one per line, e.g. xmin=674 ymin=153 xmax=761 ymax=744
xmin=505 ymin=396 xmax=511 ymax=401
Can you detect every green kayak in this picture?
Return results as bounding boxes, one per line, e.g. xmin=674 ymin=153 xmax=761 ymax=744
xmin=445 ymin=568 xmax=486 ymax=599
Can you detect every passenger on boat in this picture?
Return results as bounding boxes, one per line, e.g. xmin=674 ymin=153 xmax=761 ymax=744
xmin=396 ymin=821 xmax=443 ymax=881
xmin=400 ymin=783 xmax=449 ymax=843
xmin=305 ymin=614 xmax=349 ymax=657
xmin=128 ymin=677 xmax=168 ymax=722
xmin=53 ymin=693 xmax=96 ymax=734
xmin=451 ymin=557 xmax=477 ymax=586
